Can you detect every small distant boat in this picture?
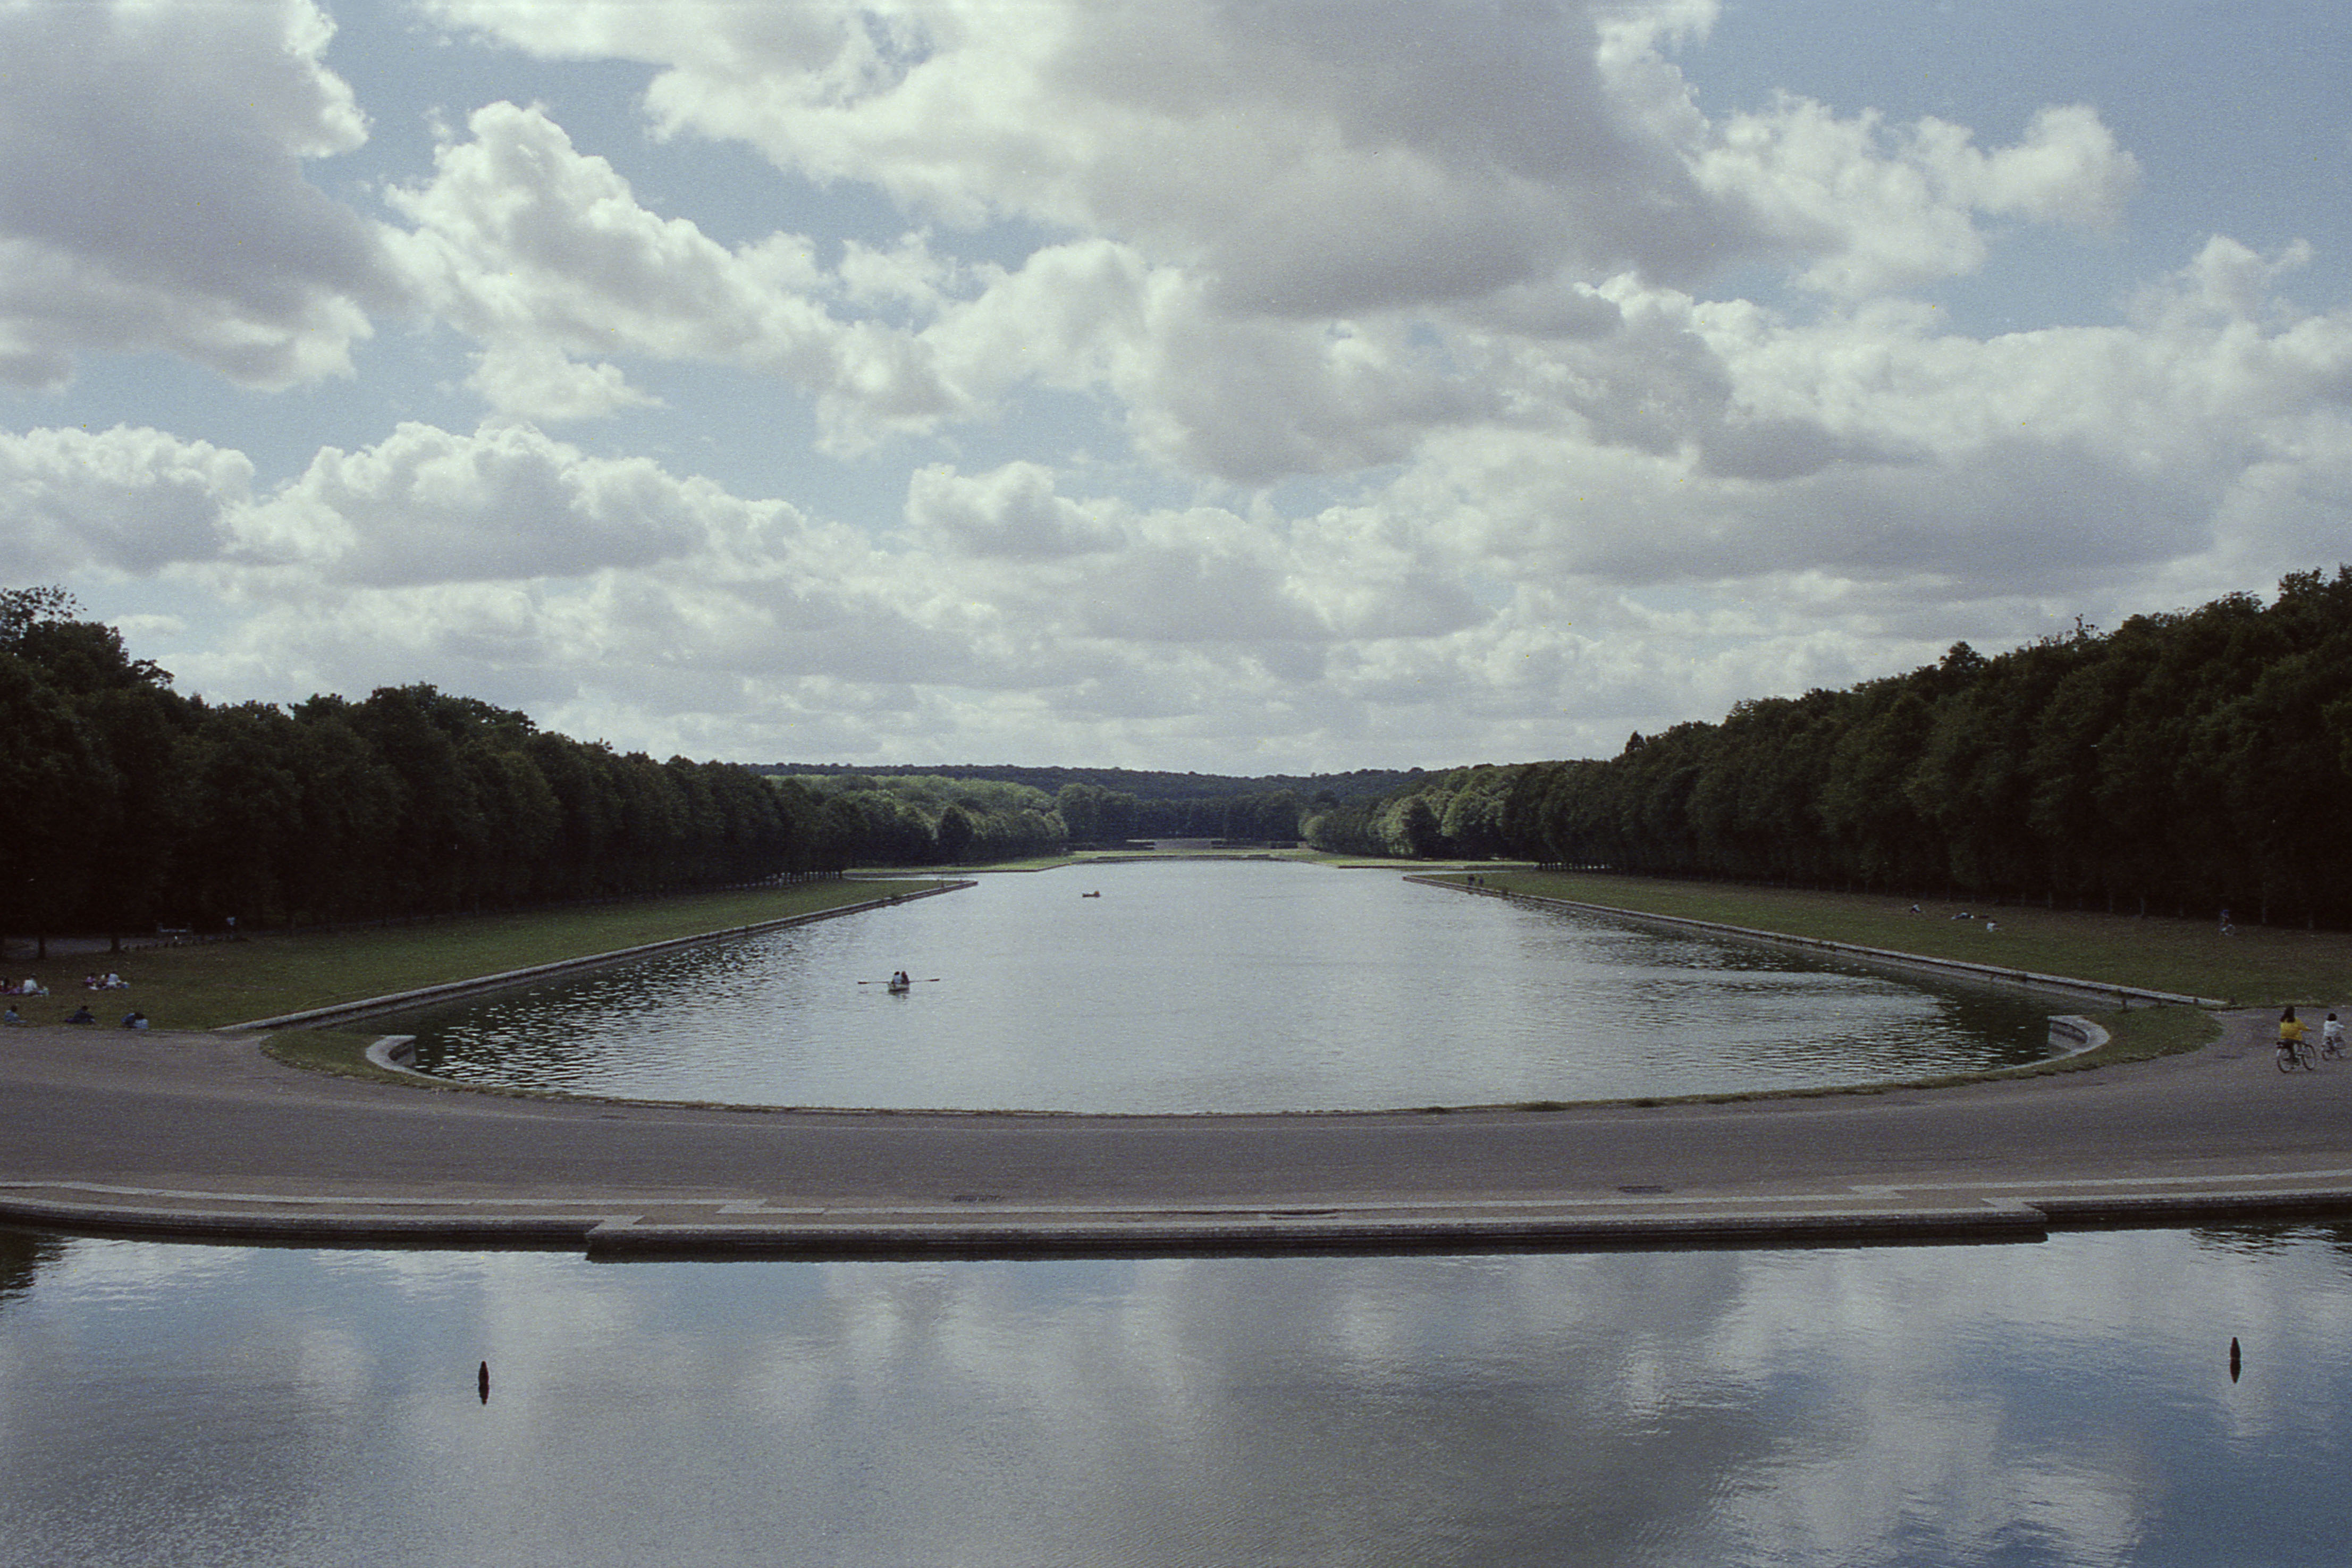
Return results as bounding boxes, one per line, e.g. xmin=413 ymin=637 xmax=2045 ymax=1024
xmin=886 ymin=977 xmax=912 ymax=993
xmin=1082 ymin=891 xmax=1101 ymax=898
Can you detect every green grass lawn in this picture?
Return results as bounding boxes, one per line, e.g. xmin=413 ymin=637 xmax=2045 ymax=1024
xmin=1446 ymin=869 xmax=2347 ymax=1075
xmin=1472 ymin=870 xmax=2351 ymax=1008
xmin=4 ymin=880 xmax=949 ymax=1032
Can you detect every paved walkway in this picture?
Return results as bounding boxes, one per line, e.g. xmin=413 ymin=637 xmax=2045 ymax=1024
xmin=4 ymin=1010 xmax=2351 ymax=1257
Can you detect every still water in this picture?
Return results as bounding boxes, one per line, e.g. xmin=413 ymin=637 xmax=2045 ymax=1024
xmin=6 ymin=1225 xmax=2349 ymax=1567
xmin=391 ymin=861 xmax=2067 ymax=1111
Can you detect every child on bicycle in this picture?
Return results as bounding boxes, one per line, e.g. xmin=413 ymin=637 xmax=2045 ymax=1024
xmin=2279 ymin=1007 xmax=2308 ymax=1053
xmin=2325 ymin=1013 xmax=2346 ymax=1059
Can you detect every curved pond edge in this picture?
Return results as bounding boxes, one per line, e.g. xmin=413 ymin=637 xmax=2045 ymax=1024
xmin=266 ymin=866 xmax=2146 ymax=1110
xmin=224 ymin=881 xmax=977 ymax=1034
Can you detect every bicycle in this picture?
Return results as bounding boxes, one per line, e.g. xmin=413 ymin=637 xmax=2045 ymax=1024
xmin=2277 ymin=1035 xmax=2320 ymax=1072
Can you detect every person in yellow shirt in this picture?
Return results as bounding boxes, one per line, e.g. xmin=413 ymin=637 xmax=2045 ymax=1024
xmin=2279 ymin=1007 xmax=2310 ymax=1065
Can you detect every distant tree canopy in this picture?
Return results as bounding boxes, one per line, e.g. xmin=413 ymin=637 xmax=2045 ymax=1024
xmin=1470 ymin=567 xmax=2352 ymax=926
xmin=768 ymin=760 xmax=1413 ymax=806
xmin=1304 ymin=764 xmax=1517 ymax=859
xmin=778 ymin=774 xmax=1310 ymax=859
xmin=783 ymin=773 xmax=1067 ymax=866
xmin=0 ymin=588 xmax=834 ymax=939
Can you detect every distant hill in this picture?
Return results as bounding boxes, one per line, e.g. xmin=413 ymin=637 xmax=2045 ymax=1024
xmin=757 ymin=762 xmax=1427 ymax=803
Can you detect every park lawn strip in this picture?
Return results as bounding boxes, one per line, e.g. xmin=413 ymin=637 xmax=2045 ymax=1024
xmin=16 ymin=880 xmax=946 ymax=1033
xmin=1482 ymin=870 xmax=2351 ymax=1009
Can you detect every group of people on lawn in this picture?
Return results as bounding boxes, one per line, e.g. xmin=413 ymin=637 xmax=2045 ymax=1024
xmin=1 ymin=970 xmax=144 ymax=1028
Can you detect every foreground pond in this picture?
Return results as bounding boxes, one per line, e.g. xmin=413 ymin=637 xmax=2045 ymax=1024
xmin=390 ymin=861 xmax=2069 ymax=1111
xmin=6 ymin=1225 xmax=2347 ymax=1566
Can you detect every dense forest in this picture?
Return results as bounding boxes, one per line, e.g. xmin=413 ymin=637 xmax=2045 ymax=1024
xmin=771 ymin=762 xmax=1415 ymax=850
xmin=787 ymin=773 xmax=1310 ymax=864
xmin=1 ymin=588 xmax=849 ymax=943
xmin=1331 ymin=567 xmax=2352 ymax=928
xmin=1301 ymin=764 xmax=1518 ymax=859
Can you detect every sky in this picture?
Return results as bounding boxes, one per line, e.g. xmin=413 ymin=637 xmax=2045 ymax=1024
xmin=5 ymin=1 xmax=2349 ymax=774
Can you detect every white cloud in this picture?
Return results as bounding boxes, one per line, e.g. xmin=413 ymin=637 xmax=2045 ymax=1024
xmin=12 ymin=1 xmax=2348 ymax=773
xmin=68 ymin=214 xmax=2352 ymax=769
xmin=0 ymin=425 xmax=251 ymax=574
xmin=903 ymin=461 xmax=1119 ymax=559
xmin=429 ymin=0 xmax=2130 ymax=320
xmin=228 ymin=421 xmax=723 ymax=585
xmin=0 ymin=0 xmax=389 ymax=387
xmin=432 ymin=0 xmax=1739 ymax=309
xmin=386 ymin=5 xmax=2148 ymax=495
xmin=1695 ymin=99 xmax=2139 ymax=299
xmin=382 ymin=100 xmax=968 ymax=443
xmin=466 ymin=341 xmax=660 ymax=421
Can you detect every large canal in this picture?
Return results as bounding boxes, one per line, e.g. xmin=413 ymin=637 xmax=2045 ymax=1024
xmin=13 ymin=863 xmax=2335 ymax=1563
xmin=389 ymin=860 xmax=2070 ymax=1110
xmin=7 ymin=1224 xmax=2348 ymax=1566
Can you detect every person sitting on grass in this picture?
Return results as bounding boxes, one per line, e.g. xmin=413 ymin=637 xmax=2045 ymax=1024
xmin=64 ymin=1005 xmax=96 ymax=1025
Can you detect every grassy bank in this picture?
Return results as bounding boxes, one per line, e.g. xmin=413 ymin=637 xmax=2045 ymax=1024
xmin=5 ymin=880 xmax=947 ymax=1032
xmin=1471 ymin=871 xmax=2350 ymax=1008
xmin=1449 ymin=869 xmax=2345 ymax=1073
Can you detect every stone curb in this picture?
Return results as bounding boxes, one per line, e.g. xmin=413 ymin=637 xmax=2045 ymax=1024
xmin=1414 ymin=876 xmax=2230 ymax=1009
xmin=216 ymin=881 xmax=976 ymax=1033
xmin=9 ymin=1187 xmax=2352 ymax=1259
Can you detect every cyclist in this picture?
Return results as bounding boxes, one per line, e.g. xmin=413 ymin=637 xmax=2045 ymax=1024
xmin=2279 ymin=1007 xmax=2312 ymax=1069
xmin=2324 ymin=1013 xmax=2346 ymax=1060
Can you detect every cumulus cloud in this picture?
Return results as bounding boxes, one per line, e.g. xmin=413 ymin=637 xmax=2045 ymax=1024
xmin=1696 ymin=100 xmax=2139 ymax=298
xmin=398 ymin=2 xmax=2146 ymax=499
xmin=229 ymin=421 xmax=737 ymax=585
xmin=904 ymin=461 xmax=1120 ymax=559
xmin=0 ymin=0 xmax=391 ymax=387
xmin=0 ymin=425 xmax=251 ymax=574
xmin=1411 ymin=247 xmax=2352 ymax=604
xmin=70 ymin=215 xmax=2352 ymax=769
xmin=427 ymin=0 xmax=2129 ymax=316
xmin=15 ymin=1 xmax=2350 ymax=772
xmin=382 ymin=100 xmax=970 ymax=442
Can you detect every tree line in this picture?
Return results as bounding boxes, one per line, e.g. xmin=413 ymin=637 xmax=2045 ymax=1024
xmin=771 ymin=760 xmax=1417 ymax=807
xmin=2 ymin=589 xmax=852 ymax=944
xmin=1049 ymin=780 xmax=1306 ymax=845
xmin=788 ymin=774 xmax=1069 ymax=866
xmin=0 ymin=587 xmax=1329 ymax=942
xmin=25 ymin=563 xmax=2339 ymax=939
xmin=1302 ymin=765 xmax=1515 ymax=858
xmin=1464 ymin=568 xmax=2349 ymax=926
xmin=791 ymin=775 xmax=1310 ymax=864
